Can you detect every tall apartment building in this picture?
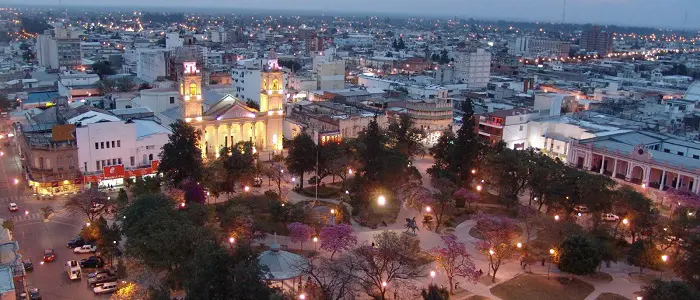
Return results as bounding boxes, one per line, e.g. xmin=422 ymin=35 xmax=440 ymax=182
xmin=313 ymin=56 xmax=345 ymax=90
xmin=36 ymin=25 xmax=82 ymax=70
xmin=454 ymin=47 xmax=492 ymax=89
xmin=509 ymin=37 xmax=570 ymax=57
xmin=137 ymin=49 xmax=169 ymax=83
xmin=580 ymin=26 xmax=614 ymax=55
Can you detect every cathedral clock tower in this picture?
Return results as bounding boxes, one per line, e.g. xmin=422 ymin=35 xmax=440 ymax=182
xmin=180 ymin=61 xmax=203 ymax=121
xmin=259 ymin=50 xmax=284 ymax=113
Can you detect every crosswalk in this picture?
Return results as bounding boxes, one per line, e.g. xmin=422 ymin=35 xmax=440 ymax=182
xmin=10 ymin=208 xmax=86 ymax=222
xmin=0 ymin=195 xmax=23 ymax=204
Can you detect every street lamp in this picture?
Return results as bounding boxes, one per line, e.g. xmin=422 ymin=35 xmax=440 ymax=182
xmin=13 ymin=178 xmax=18 ymax=185
xmin=330 ymin=209 xmax=335 ymax=214
xmin=244 ymin=186 xmax=250 ymax=192
xmin=471 ymin=169 xmax=476 ymax=174
xmin=348 ymin=168 xmax=353 ymax=175
xmin=299 ymin=294 xmax=306 ymax=300
xmin=548 ymin=249 xmax=556 ymax=279
xmin=516 ymin=242 xmax=522 ymax=249
xmin=313 ymin=236 xmax=318 ymax=251
xmin=476 ymin=185 xmax=483 ymax=192
xmin=425 ymin=206 xmax=431 ymax=213
xmin=622 ymin=218 xmax=629 ymax=225
xmin=86 ymin=222 xmax=91 ymax=227
xmin=229 ymin=237 xmax=235 ymax=244
xmin=554 ymin=215 xmax=560 ymax=221
xmin=430 ymin=270 xmax=436 ymax=283
xmin=661 ymin=254 xmax=668 ymax=262
xmin=377 ymin=195 xmax=386 ymax=206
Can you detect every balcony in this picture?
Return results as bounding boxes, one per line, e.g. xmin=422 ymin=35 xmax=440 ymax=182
xmin=479 ymin=120 xmax=504 ymax=129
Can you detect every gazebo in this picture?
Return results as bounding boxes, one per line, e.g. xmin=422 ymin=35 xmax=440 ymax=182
xmin=258 ymin=243 xmax=309 ymax=291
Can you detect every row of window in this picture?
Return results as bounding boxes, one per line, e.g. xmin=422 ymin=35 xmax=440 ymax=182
xmin=92 ymin=154 xmax=155 ymax=170
xmin=95 ymin=140 xmax=121 ymax=150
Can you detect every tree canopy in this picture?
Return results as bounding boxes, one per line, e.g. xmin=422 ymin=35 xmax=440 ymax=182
xmin=158 ymin=120 xmax=204 ymax=187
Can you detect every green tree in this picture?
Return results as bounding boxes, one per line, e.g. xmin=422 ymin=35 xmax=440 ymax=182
xmin=627 ymin=240 xmax=662 ymax=273
xmin=675 ymin=235 xmax=700 ymax=291
xmin=116 ymin=76 xmax=136 ymax=92
xmin=115 ymin=188 xmax=129 ymax=215
xmin=450 ymin=99 xmax=483 ymax=185
xmin=483 ymin=148 xmax=531 ymax=207
xmin=66 ymin=188 xmax=109 ymax=222
xmin=185 ymin=242 xmax=271 ymax=300
xmin=641 ymin=280 xmax=700 ymax=300
xmin=98 ymin=78 xmax=116 ymax=95
xmin=386 ymin=113 xmax=426 ymax=158
xmin=91 ymin=61 xmax=116 ymax=78
xmin=219 ymin=141 xmax=257 ymax=192
xmin=122 ymin=194 xmax=213 ymax=287
xmin=557 ymin=235 xmax=601 ymax=275
xmin=245 ymin=99 xmax=260 ymax=111
xmin=421 ymin=284 xmax=450 ymax=300
xmin=397 ymin=37 xmax=406 ymax=50
xmin=427 ymin=129 xmax=456 ymax=181
xmin=285 ymin=133 xmax=317 ymax=190
xmin=158 ymin=120 xmax=204 ymax=187
xmin=96 ymin=218 xmax=121 ymax=265
xmin=316 ymin=141 xmax=344 ymax=187
xmin=0 ymin=94 xmax=14 ymax=112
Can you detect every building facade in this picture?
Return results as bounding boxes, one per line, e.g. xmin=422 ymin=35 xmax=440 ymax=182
xmin=454 ymin=48 xmax=491 ymax=89
xmin=36 ymin=25 xmax=81 ymax=70
xmin=580 ymin=26 xmax=613 ymax=55
xmin=477 ymin=107 xmax=539 ymax=149
xmin=509 ymin=37 xmax=570 ymax=58
xmin=404 ymin=98 xmax=453 ymax=145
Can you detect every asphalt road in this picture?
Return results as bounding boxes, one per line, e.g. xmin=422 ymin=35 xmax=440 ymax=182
xmin=0 ymin=145 xmax=111 ymax=300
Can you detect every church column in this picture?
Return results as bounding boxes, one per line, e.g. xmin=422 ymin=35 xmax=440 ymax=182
xmin=214 ymin=125 xmax=219 ymax=156
xmin=612 ymin=158 xmax=618 ymax=177
xmin=599 ymin=155 xmax=606 ymax=174
xmin=676 ymin=173 xmax=682 ymax=189
xmin=660 ymin=170 xmax=667 ymax=190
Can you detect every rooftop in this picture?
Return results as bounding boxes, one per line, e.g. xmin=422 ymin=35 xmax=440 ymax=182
xmin=26 ymin=91 xmax=59 ymax=104
xmin=133 ymin=120 xmax=171 ymax=139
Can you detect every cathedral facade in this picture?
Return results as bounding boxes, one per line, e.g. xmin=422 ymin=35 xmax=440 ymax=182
xmin=178 ymin=58 xmax=284 ymax=159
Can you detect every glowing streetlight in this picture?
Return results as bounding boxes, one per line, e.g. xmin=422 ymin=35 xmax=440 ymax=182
xmin=516 ymin=242 xmax=522 ymax=249
xmin=476 ymin=185 xmax=483 ymax=192
xmin=13 ymin=178 xmax=18 ymax=185
xmin=430 ymin=270 xmax=436 ymax=278
xmin=229 ymin=237 xmax=235 ymax=244
xmin=425 ymin=206 xmax=432 ymax=213
xmin=549 ymin=249 xmax=555 ymax=255
xmin=622 ymin=218 xmax=629 ymax=225
xmin=330 ymin=209 xmax=335 ymax=214
xmin=554 ymin=215 xmax=560 ymax=221
xmin=641 ymin=183 xmax=646 ymax=189
xmin=86 ymin=222 xmax=91 ymax=227
xmin=488 ymin=249 xmax=495 ymax=255
xmin=348 ymin=169 xmax=353 ymax=175
xmin=345 ymin=190 xmax=349 ymax=194
xmin=292 ymin=177 xmax=296 ymax=182
xmin=471 ymin=169 xmax=476 ymax=174
xmin=299 ymin=294 xmax=306 ymax=300
xmin=180 ymin=202 xmax=186 ymax=208
xmin=661 ymin=255 xmax=668 ymax=262
xmin=244 ymin=186 xmax=250 ymax=192
xmin=377 ymin=195 xmax=386 ymax=206
xmin=24 ymin=210 xmax=28 ymax=215
xmin=313 ymin=237 xmax=318 ymax=243
xmin=381 ymin=281 xmax=387 ymax=288
xmin=547 ymin=249 xmax=556 ymax=279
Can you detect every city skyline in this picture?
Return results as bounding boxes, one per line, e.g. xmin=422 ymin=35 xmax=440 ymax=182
xmin=2 ymin=0 xmax=700 ymax=30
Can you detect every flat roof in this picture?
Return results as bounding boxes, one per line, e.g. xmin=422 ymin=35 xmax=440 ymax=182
xmin=134 ymin=119 xmax=171 ymax=139
xmin=26 ymin=91 xmax=59 ymax=104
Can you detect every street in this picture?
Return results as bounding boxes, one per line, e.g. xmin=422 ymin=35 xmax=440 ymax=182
xmin=1 ymin=146 xmax=110 ymax=300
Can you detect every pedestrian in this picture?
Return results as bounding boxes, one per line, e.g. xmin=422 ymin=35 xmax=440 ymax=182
xmin=541 ymin=258 xmax=546 ymax=266
xmin=455 ymin=281 xmax=459 ymax=291
xmin=478 ymin=269 xmax=483 ymax=276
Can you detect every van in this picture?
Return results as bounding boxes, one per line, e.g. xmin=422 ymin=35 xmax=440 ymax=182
xmin=65 ymin=260 xmax=81 ymax=280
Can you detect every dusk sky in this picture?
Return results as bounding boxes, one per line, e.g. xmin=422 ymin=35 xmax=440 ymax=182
xmin=4 ymin=0 xmax=700 ymax=29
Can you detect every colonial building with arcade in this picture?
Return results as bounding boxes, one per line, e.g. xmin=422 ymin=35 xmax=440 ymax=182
xmin=159 ymin=51 xmax=284 ymax=158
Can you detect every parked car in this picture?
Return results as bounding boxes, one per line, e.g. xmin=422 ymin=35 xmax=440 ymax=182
xmin=8 ymin=203 xmax=17 ymax=212
xmin=67 ymin=237 xmax=86 ymax=248
xmin=73 ymin=245 xmax=97 ymax=254
xmin=88 ymin=273 xmax=118 ymax=287
xmin=90 ymin=203 xmax=105 ymax=213
xmin=93 ymin=281 xmax=118 ymax=295
xmin=80 ymin=256 xmax=104 ymax=268
xmin=23 ymin=259 xmax=33 ymax=271
xmin=19 ymin=288 xmax=41 ymax=300
xmin=87 ymin=268 xmax=115 ymax=279
xmin=43 ymin=249 xmax=55 ymax=262
xmin=602 ymin=213 xmax=620 ymax=222
xmin=574 ymin=205 xmax=589 ymax=213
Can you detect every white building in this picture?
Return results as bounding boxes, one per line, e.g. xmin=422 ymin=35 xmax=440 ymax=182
xmin=165 ymin=32 xmax=184 ymax=50
xmin=36 ymin=25 xmax=82 ymax=70
xmin=477 ymin=107 xmax=539 ymax=149
xmin=454 ymin=48 xmax=491 ymax=89
xmin=315 ymin=59 xmax=345 ymax=90
xmin=509 ymin=37 xmax=570 ymax=58
xmin=74 ymin=119 xmax=170 ymax=187
xmin=231 ymin=58 xmax=287 ymax=104
xmin=137 ymin=49 xmax=168 ymax=83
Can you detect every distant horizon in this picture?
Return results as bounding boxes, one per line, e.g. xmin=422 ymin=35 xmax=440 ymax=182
xmin=2 ymin=0 xmax=700 ymax=30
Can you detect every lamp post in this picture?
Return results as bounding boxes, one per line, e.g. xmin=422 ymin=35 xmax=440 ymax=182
xmin=312 ymin=236 xmax=318 ymax=251
xmin=430 ymin=270 xmax=436 ymax=284
xmin=548 ymin=249 xmax=556 ymax=279
xmin=377 ymin=195 xmax=386 ymax=207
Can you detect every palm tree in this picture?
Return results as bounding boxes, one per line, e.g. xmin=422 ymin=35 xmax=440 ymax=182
xmin=41 ymin=205 xmax=54 ymax=220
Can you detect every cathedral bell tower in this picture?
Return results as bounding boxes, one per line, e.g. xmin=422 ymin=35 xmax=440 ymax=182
xmin=259 ymin=50 xmax=284 ymax=113
xmin=180 ymin=61 xmax=203 ymax=122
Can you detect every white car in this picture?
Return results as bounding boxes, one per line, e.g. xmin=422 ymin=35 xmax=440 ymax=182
xmin=93 ymin=281 xmax=118 ymax=294
xmin=601 ymin=213 xmax=620 ymax=222
xmin=8 ymin=203 xmax=17 ymax=212
xmin=73 ymin=245 xmax=97 ymax=254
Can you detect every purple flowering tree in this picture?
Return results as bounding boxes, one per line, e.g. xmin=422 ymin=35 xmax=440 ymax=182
xmin=287 ymin=222 xmax=314 ymax=251
xmin=473 ymin=214 xmax=520 ymax=283
xmin=319 ymin=224 xmax=358 ymax=259
xmin=667 ymin=188 xmax=700 ymax=208
xmin=454 ymin=187 xmax=480 ymax=209
xmin=431 ymin=235 xmax=479 ymax=295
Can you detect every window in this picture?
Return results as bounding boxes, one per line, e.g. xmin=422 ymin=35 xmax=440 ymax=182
xmin=112 ymin=159 xmax=117 ymax=165
xmin=117 ymin=140 xmax=120 ymax=147
xmin=95 ymin=142 xmax=99 ymax=150
xmin=112 ymin=141 xmax=115 ymax=148
xmin=106 ymin=141 xmax=110 ymax=148
xmin=69 ymin=156 xmax=74 ymax=169
xmin=84 ymin=162 xmax=87 ymax=172
xmin=130 ymin=156 xmax=135 ymax=166
xmin=118 ymin=158 xmax=122 ymax=165
xmin=189 ymin=83 xmax=197 ymax=95
xmin=57 ymin=156 xmax=63 ymax=169
xmin=38 ymin=157 xmax=45 ymax=169
xmin=149 ymin=154 xmax=154 ymax=161
xmin=519 ymin=125 xmax=523 ymax=131
xmin=101 ymin=142 xmax=104 ymax=149
xmin=678 ymin=151 xmax=684 ymax=156
xmin=694 ymin=155 xmax=699 ymax=159
xmin=664 ymin=149 xmax=670 ymax=153
xmin=102 ymin=160 xmax=106 ymax=167
xmin=142 ymin=154 xmax=147 ymax=165
xmin=170 ymin=96 xmax=175 ymax=104
xmin=96 ymin=161 xmax=100 ymax=169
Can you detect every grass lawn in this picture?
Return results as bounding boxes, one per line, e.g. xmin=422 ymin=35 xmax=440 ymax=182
xmin=595 ymin=293 xmax=630 ymax=300
xmin=490 ymin=274 xmax=595 ymax=300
